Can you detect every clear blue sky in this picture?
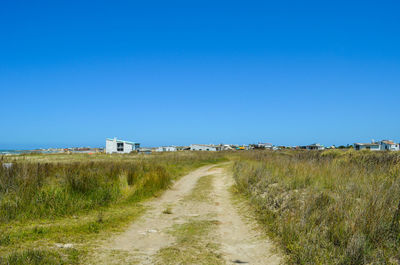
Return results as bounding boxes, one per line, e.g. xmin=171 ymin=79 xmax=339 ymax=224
xmin=1 ymin=0 xmax=399 ymax=149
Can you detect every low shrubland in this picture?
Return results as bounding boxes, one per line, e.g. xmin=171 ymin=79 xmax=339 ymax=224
xmin=232 ymin=150 xmax=400 ymax=264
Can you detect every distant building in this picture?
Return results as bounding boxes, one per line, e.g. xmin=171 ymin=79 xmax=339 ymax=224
xmin=155 ymin=146 xmax=177 ymax=152
xmin=354 ymin=140 xmax=399 ymax=151
xmin=258 ymin=143 xmax=273 ymax=149
xmin=221 ymin=144 xmax=235 ymax=151
xmin=379 ymin=140 xmax=400 ymax=151
xmin=106 ymin=138 xmax=140 ymax=154
xmin=138 ymin=148 xmax=152 ymax=154
xmin=190 ymin=144 xmax=220 ymax=151
xmin=176 ymin=146 xmax=190 ymax=151
xmin=300 ymin=143 xmax=325 ymax=150
xmin=354 ymin=142 xmax=380 ymax=151
xmin=249 ymin=143 xmax=273 ymax=149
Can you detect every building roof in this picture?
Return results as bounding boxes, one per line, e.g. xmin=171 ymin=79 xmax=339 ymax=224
xmin=354 ymin=143 xmax=380 ymax=146
xmin=381 ymin=140 xmax=396 ymax=145
xmin=190 ymin=144 xmax=218 ymax=148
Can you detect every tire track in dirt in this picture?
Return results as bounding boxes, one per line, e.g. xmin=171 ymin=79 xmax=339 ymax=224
xmin=89 ymin=163 xmax=281 ymax=264
xmin=89 ymin=165 xmax=219 ymax=264
xmin=213 ymin=167 xmax=281 ymax=264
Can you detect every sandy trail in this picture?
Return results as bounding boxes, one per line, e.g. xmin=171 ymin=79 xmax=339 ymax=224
xmin=214 ymin=167 xmax=281 ymax=264
xmin=90 ymin=163 xmax=281 ymax=264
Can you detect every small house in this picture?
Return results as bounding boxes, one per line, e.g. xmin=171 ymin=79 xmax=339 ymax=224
xmin=353 ymin=142 xmax=380 ymax=151
xmin=155 ymin=146 xmax=177 ymax=152
xmin=354 ymin=140 xmax=399 ymax=151
xmin=106 ymin=138 xmax=140 ymax=154
xmin=379 ymin=140 xmax=399 ymax=151
xmin=138 ymin=148 xmax=152 ymax=154
xmin=258 ymin=143 xmax=273 ymax=149
xmin=300 ymin=143 xmax=325 ymax=150
xmin=190 ymin=144 xmax=220 ymax=151
xmin=221 ymin=144 xmax=235 ymax=151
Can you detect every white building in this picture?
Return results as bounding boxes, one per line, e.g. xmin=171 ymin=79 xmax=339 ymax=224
xmin=221 ymin=144 xmax=234 ymax=151
xmin=190 ymin=144 xmax=220 ymax=151
xmin=301 ymin=143 xmax=325 ymax=150
xmin=354 ymin=142 xmax=380 ymax=151
xmin=354 ymin=140 xmax=399 ymax=151
xmin=379 ymin=140 xmax=399 ymax=151
xmin=258 ymin=143 xmax=273 ymax=149
xmin=138 ymin=148 xmax=152 ymax=154
xmin=106 ymin=138 xmax=140 ymax=154
xmin=155 ymin=146 xmax=177 ymax=152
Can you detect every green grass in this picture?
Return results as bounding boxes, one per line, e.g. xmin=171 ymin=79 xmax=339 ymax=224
xmin=0 ymin=152 xmax=226 ymax=264
xmin=0 ymin=248 xmax=79 ymax=265
xmin=155 ymin=219 xmax=224 ymax=265
xmin=232 ymin=150 xmax=400 ymax=264
xmin=0 ymin=152 xmax=226 ymax=222
xmin=0 ymin=203 xmax=145 ymax=264
xmin=162 ymin=206 xmax=173 ymax=214
xmin=184 ymin=174 xmax=215 ymax=202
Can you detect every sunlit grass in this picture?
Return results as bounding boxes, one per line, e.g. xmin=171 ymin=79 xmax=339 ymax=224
xmin=155 ymin=219 xmax=224 ymax=265
xmin=184 ymin=174 xmax=215 ymax=202
xmin=232 ymin=150 xmax=400 ymax=264
xmin=0 ymin=151 xmax=226 ymax=263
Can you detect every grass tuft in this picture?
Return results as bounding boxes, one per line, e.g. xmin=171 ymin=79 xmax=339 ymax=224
xmin=185 ymin=175 xmax=215 ymax=202
xmin=0 ymin=248 xmax=79 ymax=265
xmin=162 ymin=207 xmax=173 ymax=214
xmin=155 ymin=219 xmax=224 ymax=265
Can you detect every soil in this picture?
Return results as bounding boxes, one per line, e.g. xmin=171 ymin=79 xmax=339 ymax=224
xmin=89 ymin=164 xmax=281 ymax=264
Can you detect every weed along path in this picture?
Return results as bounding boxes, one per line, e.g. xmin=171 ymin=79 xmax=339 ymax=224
xmin=88 ymin=163 xmax=281 ymax=264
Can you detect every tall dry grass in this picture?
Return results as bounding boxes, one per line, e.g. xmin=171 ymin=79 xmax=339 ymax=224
xmin=0 ymin=152 xmax=225 ymax=223
xmin=232 ymin=150 xmax=400 ymax=264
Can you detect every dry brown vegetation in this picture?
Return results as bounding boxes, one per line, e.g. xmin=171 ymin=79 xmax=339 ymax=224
xmin=232 ymin=150 xmax=400 ymax=264
xmin=3 ymin=149 xmax=400 ymax=264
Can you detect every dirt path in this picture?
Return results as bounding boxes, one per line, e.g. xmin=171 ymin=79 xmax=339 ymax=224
xmin=89 ymin=163 xmax=281 ymax=264
xmin=214 ymin=167 xmax=281 ymax=264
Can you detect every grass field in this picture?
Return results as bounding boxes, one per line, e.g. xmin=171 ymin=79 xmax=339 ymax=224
xmin=3 ymin=149 xmax=400 ymax=264
xmin=232 ymin=150 xmax=400 ymax=264
xmin=0 ymin=152 xmax=226 ymax=264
